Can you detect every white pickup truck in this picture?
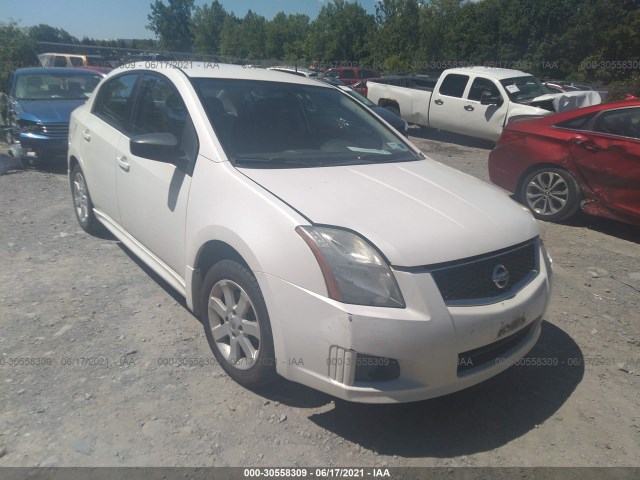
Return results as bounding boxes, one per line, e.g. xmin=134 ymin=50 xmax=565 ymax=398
xmin=367 ymin=67 xmax=602 ymax=141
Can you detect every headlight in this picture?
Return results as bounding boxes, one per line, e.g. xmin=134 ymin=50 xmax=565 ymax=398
xmin=296 ymin=226 xmax=405 ymax=308
xmin=17 ymin=119 xmax=39 ymax=134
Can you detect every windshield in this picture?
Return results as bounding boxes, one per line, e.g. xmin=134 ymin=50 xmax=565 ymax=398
xmin=14 ymin=73 xmax=102 ymax=100
xmin=192 ymin=79 xmax=419 ymax=168
xmin=500 ymin=76 xmax=551 ymax=103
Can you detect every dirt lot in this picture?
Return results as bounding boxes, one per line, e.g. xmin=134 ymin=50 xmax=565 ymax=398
xmin=0 ymin=128 xmax=639 ymax=469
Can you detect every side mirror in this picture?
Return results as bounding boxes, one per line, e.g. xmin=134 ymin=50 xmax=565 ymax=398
xmin=480 ymin=91 xmax=503 ymax=106
xmin=130 ymin=133 xmax=179 ymax=162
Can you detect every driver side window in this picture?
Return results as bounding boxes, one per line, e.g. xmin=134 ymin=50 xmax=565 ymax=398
xmin=468 ymin=78 xmax=501 ymax=102
xmin=131 ymin=74 xmax=199 ymax=163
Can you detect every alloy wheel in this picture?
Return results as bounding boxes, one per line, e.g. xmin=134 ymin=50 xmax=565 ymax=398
xmin=73 ymin=172 xmax=90 ymax=224
xmin=207 ymin=279 xmax=261 ymax=370
xmin=525 ymin=171 xmax=569 ymax=216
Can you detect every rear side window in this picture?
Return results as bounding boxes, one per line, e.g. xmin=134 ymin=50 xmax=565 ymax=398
xmin=70 ymin=56 xmax=84 ymax=67
xmin=556 ymin=112 xmax=597 ymax=131
xmin=592 ymin=107 xmax=640 ymax=139
xmin=438 ymin=74 xmax=469 ymax=98
xmin=93 ymin=73 xmax=139 ymax=132
xmin=54 ymin=56 xmax=67 ymax=67
xmin=341 ymin=70 xmax=356 ymax=80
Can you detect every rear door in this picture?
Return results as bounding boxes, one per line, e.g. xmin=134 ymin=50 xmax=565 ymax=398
xmin=568 ymin=106 xmax=640 ymax=219
xmin=429 ymin=73 xmax=471 ymax=135
xmin=80 ymin=72 xmax=140 ymax=223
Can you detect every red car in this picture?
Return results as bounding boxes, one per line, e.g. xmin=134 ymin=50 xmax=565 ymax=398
xmin=352 ymin=78 xmax=379 ymax=97
xmin=489 ymin=100 xmax=640 ymax=225
xmin=320 ymin=67 xmax=380 ymax=87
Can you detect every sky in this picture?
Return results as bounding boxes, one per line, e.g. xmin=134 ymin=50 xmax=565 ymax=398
xmin=2 ymin=0 xmax=380 ymax=40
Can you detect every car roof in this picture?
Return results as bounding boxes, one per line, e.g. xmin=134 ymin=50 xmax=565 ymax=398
xmin=446 ymin=67 xmax=531 ymax=80
xmin=13 ymin=67 xmax=103 ymax=76
xmin=113 ymin=62 xmax=331 ymax=88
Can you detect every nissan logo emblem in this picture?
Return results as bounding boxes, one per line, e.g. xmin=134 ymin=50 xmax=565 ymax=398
xmin=492 ymin=264 xmax=510 ymax=289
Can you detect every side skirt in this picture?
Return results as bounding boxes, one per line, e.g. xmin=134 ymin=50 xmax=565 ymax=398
xmin=94 ymin=209 xmax=187 ymax=299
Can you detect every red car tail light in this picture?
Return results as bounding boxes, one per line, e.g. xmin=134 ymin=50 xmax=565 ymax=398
xmin=498 ymin=130 xmax=526 ymax=145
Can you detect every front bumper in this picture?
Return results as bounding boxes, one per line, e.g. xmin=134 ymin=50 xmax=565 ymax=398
xmin=258 ymin=242 xmax=552 ymax=403
xmin=16 ymin=131 xmax=68 ymax=159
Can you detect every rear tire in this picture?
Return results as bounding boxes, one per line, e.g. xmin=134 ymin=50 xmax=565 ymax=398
xmin=519 ymin=167 xmax=581 ymax=222
xmin=70 ymin=163 xmax=100 ymax=234
xmin=201 ymin=260 xmax=277 ymax=388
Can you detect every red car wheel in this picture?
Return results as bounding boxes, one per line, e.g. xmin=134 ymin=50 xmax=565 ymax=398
xmin=520 ymin=167 xmax=581 ymax=222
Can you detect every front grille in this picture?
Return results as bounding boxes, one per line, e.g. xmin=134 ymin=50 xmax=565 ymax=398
xmin=430 ymin=239 xmax=538 ymax=306
xmin=457 ymin=322 xmax=534 ymax=375
xmin=37 ymin=123 xmax=68 ymax=137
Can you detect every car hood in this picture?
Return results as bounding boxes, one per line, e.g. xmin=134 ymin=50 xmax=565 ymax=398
xmin=240 ymin=159 xmax=539 ymax=266
xmin=13 ymin=99 xmax=86 ymax=123
xmin=371 ymin=106 xmax=407 ymax=131
xmin=529 ymin=90 xmax=602 ymax=112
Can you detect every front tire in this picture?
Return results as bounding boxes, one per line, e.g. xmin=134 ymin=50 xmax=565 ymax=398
xmin=202 ymin=260 xmax=277 ymax=388
xmin=70 ymin=163 xmax=99 ymax=233
xmin=519 ymin=167 xmax=581 ymax=222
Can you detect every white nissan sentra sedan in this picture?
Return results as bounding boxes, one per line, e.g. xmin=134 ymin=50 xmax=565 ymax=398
xmin=68 ymin=63 xmax=552 ymax=403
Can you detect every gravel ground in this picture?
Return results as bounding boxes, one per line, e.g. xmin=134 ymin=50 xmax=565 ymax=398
xmin=0 ymin=128 xmax=639 ymax=468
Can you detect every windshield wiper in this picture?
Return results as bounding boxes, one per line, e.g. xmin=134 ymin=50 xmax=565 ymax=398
xmin=234 ymin=155 xmax=316 ymax=168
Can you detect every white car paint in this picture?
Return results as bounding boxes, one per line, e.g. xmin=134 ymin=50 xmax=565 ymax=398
xmin=68 ymin=63 xmax=552 ymax=403
xmin=367 ymin=66 xmax=601 ymax=141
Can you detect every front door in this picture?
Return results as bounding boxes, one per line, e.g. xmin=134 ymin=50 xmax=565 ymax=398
xmin=115 ymin=73 xmax=198 ymax=277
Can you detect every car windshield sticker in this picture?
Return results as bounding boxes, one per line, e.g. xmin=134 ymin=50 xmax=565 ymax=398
xmin=506 ymin=84 xmax=520 ymax=94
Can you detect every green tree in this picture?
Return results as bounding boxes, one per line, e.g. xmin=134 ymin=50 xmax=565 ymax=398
xmin=218 ymin=14 xmax=243 ymax=58
xmin=424 ymin=0 xmax=466 ymax=61
xmin=556 ymin=0 xmax=640 ymax=83
xmin=0 ymin=21 xmax=37 ymax=92
xmin=307 ymin=0 xmax=374 ymax=65
xmin=147 ymin=0 xmax=194 ymax=52
xmin=241 ymin=10 xmax=267 ymax=60
xmin=191 ymin=0 xmax=227 ymax=55
xmin=28 ymin=24 xmax=78 ymax=45
xmin=374 ymin=0 xmax=422 ymax=70
xmin=265 ymin=13 xmax=310 ymax=61
xmin=217 ymin=10 xmax=268 ymax=60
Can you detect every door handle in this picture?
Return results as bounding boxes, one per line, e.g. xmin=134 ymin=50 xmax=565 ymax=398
xmin=81 ymin=130 xmax=91 ymax=142
xmin=464 ymin=105 xmax=475 ymax=111
xmin=575 ymin=139 xmax=602 ymax=152
xmin=116 ymin=155 xmax=130 ymax=172
xmin=434 ymin=99 xmax=444 ymax=105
